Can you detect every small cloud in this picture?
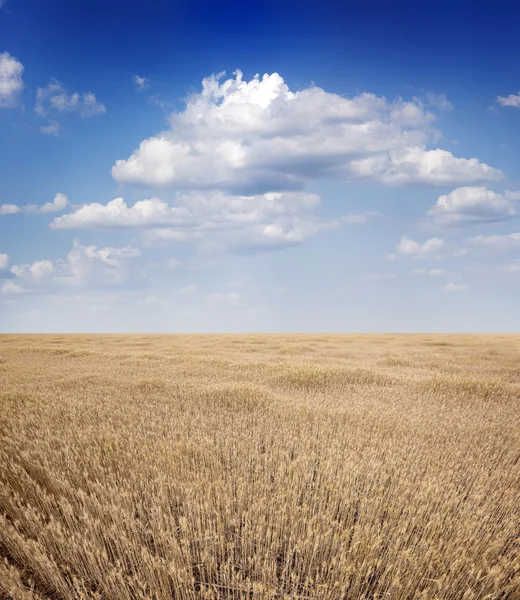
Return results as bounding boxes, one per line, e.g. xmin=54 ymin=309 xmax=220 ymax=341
xmin=426 ymin=92 xmax=453 ymax=112
xmin=412 ymin=268 xmax=445 ymax=276
xmin=364 ymin=273 xmax=395 ymax=281
xmin=497 ymin=91 xmax=520 ymax=108
xmin=441 ymin=282 xmax=467 ymax=292
xmin=397 ymin=235 xmax=445 ymax=258
xmin=466 ymin=232 xmax=520 ymax=251
xmin=503 ymin=261 xmax=520 ymax=273
xmin=36 ymin=79 xmax=105 ymax=118
xmin=0 ymin=193 xmax=69 ymax=215
xmin=166 ymin=258 xmax=183 ymax=270
xmin=40 ymin=121 xmax=60 ymax=136
xmin=0 ymin=52 xmax=24 ymax=108
xmin=427 ymin=186 xmax=517 ymax=226
xmin=341 ymin=211 xmax=380 ymax=224
xmin=0 ymin=203 xmax=20 ymax=215
xmin=0 ymin=252 xmax=9 ymax=270
xmin=0 ymin=280 xmax=25 ymax=294
xmin=133 ymin=75 xmax=149 ymax=91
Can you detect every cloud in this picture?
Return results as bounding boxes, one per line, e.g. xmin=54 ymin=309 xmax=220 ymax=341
xmin=0 ymin=253 xmax=9 ymax=270
xmin=111 ymin=70 xmax=501 ymax=193
xmin=51 ymin=191 xmax=342 ymax=253
xmin=0 ymin=193 xmax=69 ymax=215
xmin=0 ymin=280 xmax=24 ymax=295
xmin=11 ymin=260 xmax=54 ymax=282
xmin=412 ymin=268 xmax=445 ymax=276
xmin=427 ymin=186 xmax=518 ymax=226
xmin=497 ymin=92 xmax=520 ymax=108
xmin=502 ymin=261 xmax=520 ymax=273
xmin=425 ymin=93 xmax=453 ymax=112
xmin=166 ymin=258 xmax=183 ymax=270
xmin=364 ymin=273 xmax=395 ymax=281
xmin=441 ymin=282 xmax=467 ymax=292
xmin=40 ymin=121 xmax=60 ymax=136
xmin=341 ymin=211 xmax=380 ymax=224
xmin=350 ymin=147 xmax=502 ymax=187
xmin=35 ymin=80 xmax=106 ymax=118
xmin=466 ymin=232 xmax=520 ymax=251
xmin=397 ymin=235 xmax=445 ymax=258
xmin=6 ymin=240 xmax=144 ymax=292
xmin=133 ymin=75 xmax=149 ymax=90
xmin=0 ymin=52 xmax=24 ymax=108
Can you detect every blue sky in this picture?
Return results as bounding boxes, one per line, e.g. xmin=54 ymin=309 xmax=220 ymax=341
xmin=1 ymin=0 xmax=520 ymax=332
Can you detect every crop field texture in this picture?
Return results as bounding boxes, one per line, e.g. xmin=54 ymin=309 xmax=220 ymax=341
xmin=0 ymin=334 xmax=519 ymax=600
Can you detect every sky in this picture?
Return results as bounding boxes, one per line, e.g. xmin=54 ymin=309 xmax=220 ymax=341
xmin=1 ymin=0 xmax=520 ymax=333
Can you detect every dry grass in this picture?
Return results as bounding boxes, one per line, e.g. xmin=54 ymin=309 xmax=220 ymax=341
xmin=0 ymin=334 xmax=519 ymax=600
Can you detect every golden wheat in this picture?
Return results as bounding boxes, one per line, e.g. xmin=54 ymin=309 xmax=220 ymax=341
xmin=0 ymin=334 xmax=519 ymax=599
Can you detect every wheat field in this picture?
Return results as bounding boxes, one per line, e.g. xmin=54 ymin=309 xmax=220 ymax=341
xmin=0 ymin=334 xmax=519 ymax=600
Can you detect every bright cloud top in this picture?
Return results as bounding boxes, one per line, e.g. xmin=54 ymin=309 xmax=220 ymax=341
xmin=0 ymin=252 xmax=9 ymax=270
xmin=427 ymin=186 xmax=519 ymax=226
xmin=0 ymin=193 xmax=69 ymax=216
xmin=397 ymin=235 xmax=445 ymax=258
xmin=467 ymin=232 xmax=520 ymax=251
xmin=111 ymin=70 xmax=502 ymax=193
xmin=0 ymin=52 xmax=24 ymax=108
xmin=497 ymin=92 xmax=520 ymax=108
xmin=35 ymin=80 xmax=106 ymax=118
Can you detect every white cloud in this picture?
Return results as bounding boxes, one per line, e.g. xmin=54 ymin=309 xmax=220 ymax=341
xmin=133 ymin=75 xmax=149 ymax=90
xmin=427 ymin=186 xmax=517 ymax=226
xmin=7 ymin=240 xmax=144 ymax=292
xmin=441 ymin=283 xmax=467 ymax=292
xmin=466 ymin=232 xmax=520 ymax=251
xmin=412 ymin=268 xmax=445 ymax=276
xmin=166 ymin=258 xmax=183 ymax=270
xmin=0 ymin=253 xmax=9 ymax=270
xmin=497 ymin=92 xmax=520 ymax=108
xmin=0 ymin=52 xmax=24 ymax=108
xmin=350 ymin=147 xmax=502 ymax=187
xmin=364 ymin=273 xmax=395 ymax=281
xmin=397 ymin=235 xmax=445 ymax=258
xmin=35 ymin=80 xmax=106 ymax=118
xmin=503 ymin=261 xmax=520 ymax=273
xmin=111 ymin=70 xmax=501 ymax=192
xmin=0 ymin=280 xmax=24 ymax=295
xmin=40 ymin=121 xmax=60 ymax=136
xmin=0 ymin=193 xmax=69 ymax=215
xmin=51 ymin=191 xmax=341 ymax=253
xmin=10 ymin=260 xmax=54 ymax=283
xmin=0 ymin=203 xmax=20 ymax=215
xmin=425 ymin=93 xmax=453 ymax=112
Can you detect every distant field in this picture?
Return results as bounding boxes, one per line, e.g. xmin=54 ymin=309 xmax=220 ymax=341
xmin=1 ymin=334 xmax=519 ymax=599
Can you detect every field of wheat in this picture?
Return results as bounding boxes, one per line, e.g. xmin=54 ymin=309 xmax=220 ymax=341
xmin=0 ymin=334 xmax=519 ymax=600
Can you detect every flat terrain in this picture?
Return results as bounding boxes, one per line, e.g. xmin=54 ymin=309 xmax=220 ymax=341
xmin=0 ymin=334 xmax=519 ymax=599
